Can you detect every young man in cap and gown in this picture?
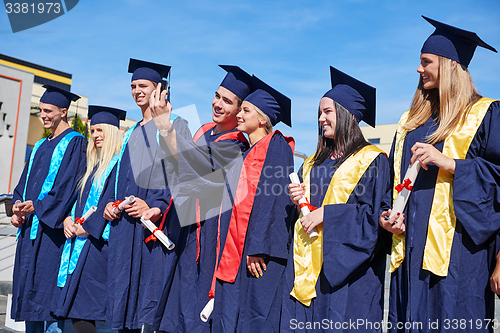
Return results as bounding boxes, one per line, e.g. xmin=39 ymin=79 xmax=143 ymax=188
xmin=210 ymin=74 xmax=295 ymax=332
xmin=10 ymin=85 xmax=87 ymax=333
xmin=148 ymin=65 xmax=250 ymax=332
xmin=103 ymin=59 xmax=189 ymax=332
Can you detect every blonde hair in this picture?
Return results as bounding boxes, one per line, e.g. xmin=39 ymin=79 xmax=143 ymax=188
xmin=254 ymin=106 xmax=273 ymax=134
xmin=79 ymin=123 xmax=123 ymax=197
xmin=403 ymin=55 xmax=481 ymax=144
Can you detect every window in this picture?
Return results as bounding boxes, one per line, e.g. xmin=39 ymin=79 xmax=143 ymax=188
xmin=368 ymin=138 xmax=380 ymax=144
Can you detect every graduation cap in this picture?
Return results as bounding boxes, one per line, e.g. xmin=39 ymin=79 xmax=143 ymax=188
xmin=421 ymin=16 xmax=497 ymax=67
xmin=244 ymin=75 xmax=291 ymax=127
xmin=39 ymin=84 xmax=80 ymax=109
xmin=323 ymin=66 xmax=376 ymax=128
xmin=128 ymin=58 xmax=171 ymax=84
xmin=88 ymin=105 xmax=127 ymax=128
xmin=219 ymin=65 xmax=253 ymax=101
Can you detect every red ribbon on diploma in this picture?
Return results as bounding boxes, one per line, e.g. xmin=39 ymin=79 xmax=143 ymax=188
xmin=145 ymin=228 xmax=160 ymax=243
xmin=395 ymin=178 xmax=413 ymax=193
xmin=144 ymin=196 xmax=174 ymax=244
xmin=74 ymin=217 xmax=84 ymax=225
xmin=112 ymin=200 xmax=122 ymax=210
xmin=299 ymin=197 xmax=317 ymax=212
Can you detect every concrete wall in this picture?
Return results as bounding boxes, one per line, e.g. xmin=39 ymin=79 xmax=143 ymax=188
xmin=0 ymin=64 xmax=34 ymax=194
xmin=360 ymin=123 xmax=398 ymax=154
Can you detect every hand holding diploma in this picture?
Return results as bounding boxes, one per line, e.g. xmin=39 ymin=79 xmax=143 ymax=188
xmin=12 ymin=200 xmax=34 ymax=217
xmin=112 ymin=195 xmax=136 ymax=214
xmin=11 ymin=200 xmax=24 ymax=227
xmin=289 ymin=172 xmax=318 ymax=238
xmin=140 ymin=217 xmax=175 ymax=250
xmin=73 ymin=206 xmax=97 ymax=237
xmin=379 ymin=160 xmax=420 ymax=234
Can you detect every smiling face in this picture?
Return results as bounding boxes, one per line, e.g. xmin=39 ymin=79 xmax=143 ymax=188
xmin=417 ymin=53 xmax=440 ymax=90
xmin=131 ymin=79 xmax=156 ymax=108
xmin=90 ymin=124 xmax=104 ymax=149
xmin=236 ymin=101 xmax=264 ymax=134
xmin=212 ymin=86 xmax=241 ymax=127
xmin=318 ymin=97 xmax=337 ymax=139
xmin=38 ymin=102 xmax=66 ymax=131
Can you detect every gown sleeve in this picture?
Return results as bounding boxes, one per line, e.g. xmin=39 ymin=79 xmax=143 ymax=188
xmin=453 ymin=101 xmax=500 ymax=246
xmin=32 ymin=135 xmax=87 ymax=229
xmin=175 ymin=132 xmax=247 ymax=200
xmin=322 ymin=153 xmax=391 ymax=287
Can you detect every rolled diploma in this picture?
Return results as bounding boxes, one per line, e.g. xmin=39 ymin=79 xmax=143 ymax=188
xmin=289 ymin=173 xmax=318 ymax=239
xmin=81 ymin=206 xmax=97 ymax=221
xmin=200 ymin=298 xmax=214 ymax=322
xmin=14 ymin=200 xmax=22 ymax=221
xmin=140 ymin=217 xmax=175 ymax=250
xmin=389 ymin=160 xmax=421 ymax=219
xmin=74 ymin=206 xmax=97 ymax=231
xmin=113 ymin=195 xmax=136 ymax=214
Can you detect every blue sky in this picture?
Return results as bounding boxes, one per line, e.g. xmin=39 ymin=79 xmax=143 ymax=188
xmin=2 ymin=0 xmax=500 ymax=161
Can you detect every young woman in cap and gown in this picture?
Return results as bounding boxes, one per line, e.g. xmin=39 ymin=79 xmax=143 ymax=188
xmin=103 ymin=59 xmax=190 ymax=333
xmin=208 ymin=74 xmax=295 ymax=333
xmin=148 ymin=66 xmax=250 ymax=333
xmin=379 ymin=16 xmax=500 ymax=332
xmin=282 ymin=67 xmax=390 ymax=333
xmin=53 ymin=106 xmax=126 ymax=333
xmin=10 ymin=85 xmax=87 ymax=333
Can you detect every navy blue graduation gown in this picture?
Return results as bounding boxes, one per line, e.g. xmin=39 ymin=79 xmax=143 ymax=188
xmin=280 ymin=151 xmax=390 ymax=333
xmin=153 ymin=126 xmax=248 ymax=333
xmin=11 ymin=128 xmax=86 ymax=321
xmin=136 ymin=117 xmax=192 ymax=328
xmin=106 ymin=119 xmax=173 ymax=330
xmin=211 ymin=133 xmax=295 ymax=333
xmin=388 ymin=101 xmax=500 ymax=332
xmin=53 ymin=164 xmax=116 ymax=320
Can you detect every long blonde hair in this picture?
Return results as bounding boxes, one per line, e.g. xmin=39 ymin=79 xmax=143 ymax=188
xmin=403 ymin=56 xmax=481 ymax=144
xmin=79 ymin=123 xmax=123 ymax=197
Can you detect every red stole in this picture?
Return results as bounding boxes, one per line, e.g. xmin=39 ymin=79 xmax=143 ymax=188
xmin=214 ymin=130 xmax=294 ymax=283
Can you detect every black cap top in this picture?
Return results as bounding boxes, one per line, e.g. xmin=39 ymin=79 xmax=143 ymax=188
xmin=39 ymin=84 xmax=80 ymax=109
xmin=219 ymin=65 xmax=253 ymax=100
xmin=128 ymin=58 xmax=171 ymax=83
xmin=88 ymin=105 xmax=127 ymax=128
xmin=323 ymin=66 xmax=376 ymax=128
xmin=244 ymin=75 xmax=291 ymax=127
xmin=421 ymin=16 xmax=497 ymax=67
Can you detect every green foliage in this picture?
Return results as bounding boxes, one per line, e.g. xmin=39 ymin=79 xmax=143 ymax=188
xmin=71 ymin=114 xmax=88 ymax=138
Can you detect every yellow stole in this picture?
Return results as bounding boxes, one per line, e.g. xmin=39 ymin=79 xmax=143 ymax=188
xmin=290 ymin=145 xmax=385 ymax=306
xmin=390 ymin=97 xmax=495 ymax=276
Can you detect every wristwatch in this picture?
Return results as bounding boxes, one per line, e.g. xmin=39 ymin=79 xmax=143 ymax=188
xmin=159 ymin=126 xmax=174 ymax=137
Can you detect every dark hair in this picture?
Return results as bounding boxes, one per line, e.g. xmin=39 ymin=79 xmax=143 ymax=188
xmin=312 ymin=101 xmax=369 ymax=168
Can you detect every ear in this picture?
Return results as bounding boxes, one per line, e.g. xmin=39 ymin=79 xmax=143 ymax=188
xmin=451 ymin=60 xmax=458 ymax=69
xmin=259 ymin=117 xmax=268 ymax=127
xmin=61 ymin=108 xmax=68 ymax=118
